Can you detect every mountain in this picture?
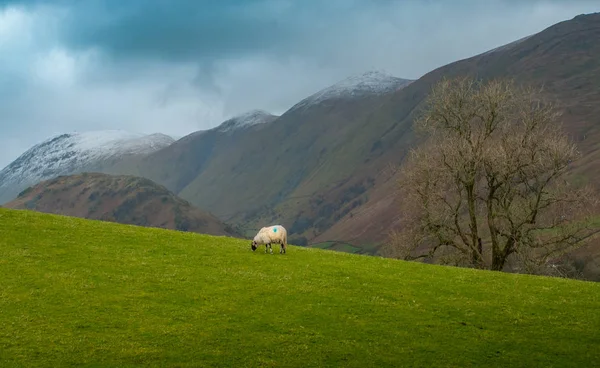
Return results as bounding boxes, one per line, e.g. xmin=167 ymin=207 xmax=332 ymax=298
xmin=121 ymin=71 xmax=414 ymax=243
xmin=112 ymin=109 xmax=280 ymax=195
xmin=0 ymin=131 xmax=175 ymax=205
xmin=315 ymin=12 xmax=600 ymax=249
xmin=3 ymin=172 xmax=241 ymax=238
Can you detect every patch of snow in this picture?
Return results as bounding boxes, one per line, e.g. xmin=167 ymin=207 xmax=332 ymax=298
xmin=479 ymin=34 xmax=533 ymax=56
xmin=0 ymin=130 xmax=174 ymax=203
xmin=288 ymin=70 xmax=414 ymax=112
xmin=215 ymin=110 xmax=277 ymax=133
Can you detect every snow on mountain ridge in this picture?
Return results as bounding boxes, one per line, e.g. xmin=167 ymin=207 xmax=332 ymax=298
xmin=480 ymin=34 xmax=533 ymax=56
xmin=216 ymin=109 xmax=277 ymax=132
xmin=289 ymin=70 xmax=414 ymax=112
xmin=0 ymin=130 xmax=174 ymax=204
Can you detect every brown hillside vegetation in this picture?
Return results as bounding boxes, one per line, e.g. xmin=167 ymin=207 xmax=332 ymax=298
xmin=4 ymin=173 xmax=241 ymax=238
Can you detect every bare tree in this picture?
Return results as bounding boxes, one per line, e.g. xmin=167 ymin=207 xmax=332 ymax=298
xmin=386 ymin=76 xmax=599 ymax=272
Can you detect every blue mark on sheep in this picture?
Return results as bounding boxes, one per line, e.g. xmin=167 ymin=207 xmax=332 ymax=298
xmin=273 ymin=228 xmax=277 ymax=232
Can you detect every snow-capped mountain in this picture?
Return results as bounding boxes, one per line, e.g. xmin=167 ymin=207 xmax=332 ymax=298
xmin=215 ymin=110 xmax=278 ymax=133
xmin=0 ymin=130 xmax=175 ymax=204
xmin=288 ymin=70 xmax=414 ymax=112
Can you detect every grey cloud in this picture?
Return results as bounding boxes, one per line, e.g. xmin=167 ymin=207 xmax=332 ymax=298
xmin=0 ymin=0 xmax=599 ymax=168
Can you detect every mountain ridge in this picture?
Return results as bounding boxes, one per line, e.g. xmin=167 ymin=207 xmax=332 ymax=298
xmin=0 ymin=130 xmax=175 ymax=204
xmin=313 ymin=12 xmax=600 ymax=276
xmin=215 ymin=110 xmax=278 ymax=133
xmin=287 ymin=70 xmax=414 ymax=113
xmin=3 ymin=172 xmax=241 ymax=238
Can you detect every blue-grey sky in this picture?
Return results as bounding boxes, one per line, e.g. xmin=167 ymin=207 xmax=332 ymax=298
xmin=0 ymin=0 xmax=598 ymax=168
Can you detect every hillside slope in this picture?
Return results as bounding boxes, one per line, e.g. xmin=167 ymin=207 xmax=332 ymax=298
xmin=116 ymin=110 xmax=279 ymax=194
xmin=0 ymin=131 xmax=175 ymax=205
xmin=3 ymin=173 xmax=240 ymax=238
xmin=0 ymin=208 xmax=599 ymax=366
xmin=315 ymin=12 xmax=600 ymax=250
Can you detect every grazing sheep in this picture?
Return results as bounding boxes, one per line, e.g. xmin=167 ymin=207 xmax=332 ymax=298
xmin=251 ymin=225 xmax=287 ymax=254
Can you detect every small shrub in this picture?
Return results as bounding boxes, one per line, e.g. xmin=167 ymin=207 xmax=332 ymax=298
xmin=290 ymin=236 xmax=308 ymax=246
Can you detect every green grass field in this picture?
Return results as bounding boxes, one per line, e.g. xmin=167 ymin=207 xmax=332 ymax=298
xmin=1 ymin=208 xmax=599 ymax=367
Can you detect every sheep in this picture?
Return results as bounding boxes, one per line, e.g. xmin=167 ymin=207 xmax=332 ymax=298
xmin=251 ymin=225 xmax=287 ymax=254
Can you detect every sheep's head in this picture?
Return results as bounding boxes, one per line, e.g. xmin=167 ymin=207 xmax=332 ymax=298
xmin=251 ymin=240 xmax=258 ymax=251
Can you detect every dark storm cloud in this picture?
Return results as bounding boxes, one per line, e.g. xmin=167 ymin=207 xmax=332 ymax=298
xmin=62 ymin=1 xmax=298 ymax=62
xmin=3 ymin=0 xmax=313 ymax=62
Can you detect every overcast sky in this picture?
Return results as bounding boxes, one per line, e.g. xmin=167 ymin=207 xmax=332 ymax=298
xmin=0 ymin=0 xmax=598 ymax=168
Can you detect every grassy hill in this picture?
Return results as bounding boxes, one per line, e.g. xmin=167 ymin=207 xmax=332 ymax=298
xmin=1 ymin=208 xmax=599 ymax=367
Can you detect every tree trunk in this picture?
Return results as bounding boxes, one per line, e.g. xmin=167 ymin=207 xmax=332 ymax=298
xmin=474 ymin=237 xmax=483 ymax=268
xmin=466 ymin=183 xmax=483 ymax=267
xmin=491 ymin=253 xmax=505 ymax=271
xmin=491 ymin=238 xmax=514 ymax=271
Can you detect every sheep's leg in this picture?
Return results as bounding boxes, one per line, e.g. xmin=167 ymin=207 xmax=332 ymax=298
xmin=269 ymin=244 xmax=273 ymax=254
xmin=265 ymin=243 xmax=269 ymax=253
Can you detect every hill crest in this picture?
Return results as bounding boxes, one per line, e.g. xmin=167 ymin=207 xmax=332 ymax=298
xmin=215 ymin=110 xmax=278 ymax=133
xmin=4 ymin=172 xmax=240 ymax=237
xmin=287 ymin=70 xmax=414 ymax=113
